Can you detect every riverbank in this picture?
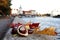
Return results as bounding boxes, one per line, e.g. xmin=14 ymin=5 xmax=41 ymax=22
xmin=3 ymin=16 xmax=60 ymax=40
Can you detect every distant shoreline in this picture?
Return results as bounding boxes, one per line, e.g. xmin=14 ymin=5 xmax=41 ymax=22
xmin=53 ymin=15 xmax=60 ymax=18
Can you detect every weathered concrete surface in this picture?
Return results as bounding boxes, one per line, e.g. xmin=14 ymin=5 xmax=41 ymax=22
xmin=0 ymin=16 xmax=14 ymax=40
xmin=3 ymin=28 xmax=46 ymax=40
xmin=3 ymin=28 xmax=56 ymax=40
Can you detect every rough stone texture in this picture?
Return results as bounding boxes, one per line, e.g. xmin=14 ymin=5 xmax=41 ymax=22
xmin=3 ymin=28 xmax=56 ymax=40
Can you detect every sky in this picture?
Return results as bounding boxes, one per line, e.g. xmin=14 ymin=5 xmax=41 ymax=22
xmin=11 ymin=0 xmax=60 ymax=14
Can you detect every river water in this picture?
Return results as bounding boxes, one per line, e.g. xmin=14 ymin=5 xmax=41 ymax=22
xmin=13 ymin=16 xmax=60 ymax=31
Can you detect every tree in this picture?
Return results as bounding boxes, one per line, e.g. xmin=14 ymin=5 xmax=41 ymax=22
xmin=0 ymin=0 xmax=11 ymax=16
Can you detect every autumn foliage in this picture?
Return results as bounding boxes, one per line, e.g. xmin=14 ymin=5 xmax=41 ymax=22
xmin=0 ymin=0 xmax=11 ymax=16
